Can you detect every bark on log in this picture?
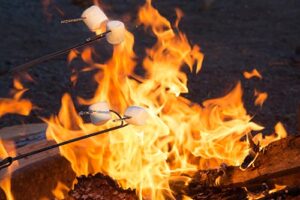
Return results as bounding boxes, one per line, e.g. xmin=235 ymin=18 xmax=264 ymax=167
xmin=193 ymin=136 xmax=300 ymax=189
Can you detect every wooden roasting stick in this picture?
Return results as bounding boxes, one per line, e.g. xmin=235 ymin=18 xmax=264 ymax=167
xmin=194 ymin=136 xmax=300 ymax=188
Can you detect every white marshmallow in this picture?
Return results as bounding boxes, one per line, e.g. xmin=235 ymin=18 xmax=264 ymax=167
xmin=106 ymin=20 xmax=125 ymax=45
xmin=81 ymin=5 xmax=108 ymax=31
xmin=89 ymin=101 xmax=111 ymax=125
xmin=124 ymin=106 xmax=148 ymax=126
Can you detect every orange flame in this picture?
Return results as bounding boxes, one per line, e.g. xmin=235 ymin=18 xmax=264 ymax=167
xmin=45 ymin=1 xmax=288 ymax=199
xmin=67 ymin=49 xmax=79 ymax=64
xmin=253 ymin=122 xmax=287 ymax=149
xmin=0 ymin=140 xmax=18 ymax=200
xmin=0 ymin=77 xmax=32 ymax=117
xmin=52 ymin=181 xmax=69 ymax=199
xmin=243 ymin=69 xmax=262 ymax=79
xmin=254 ymin=89 xmax=268 ymax=106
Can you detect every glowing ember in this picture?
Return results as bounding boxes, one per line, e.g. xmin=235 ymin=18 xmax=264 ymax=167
xmin=42 ymin=1 xmax=287 ymax=199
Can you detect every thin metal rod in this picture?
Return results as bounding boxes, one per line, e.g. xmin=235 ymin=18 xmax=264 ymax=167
xmin=0 ymin=109 xmax=127 ymax=170
xmin=13 ymin=123 xmax=128 ymax=162
xmin=61 ymin=17 xmax=86 ymax=24
xmin=0 ymin=30 xmax=111 ymax=77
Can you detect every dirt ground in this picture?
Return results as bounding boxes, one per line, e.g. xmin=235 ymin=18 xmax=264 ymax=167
xmin=0 ymin=0 xmax=299 ymax=135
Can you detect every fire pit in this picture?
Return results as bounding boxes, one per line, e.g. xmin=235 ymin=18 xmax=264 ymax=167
xmin=0 ymin=0 xmax=300 ymax=200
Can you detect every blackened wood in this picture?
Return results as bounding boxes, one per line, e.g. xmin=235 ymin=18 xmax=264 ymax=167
xmin=192 ymin=136 xmax=300 ymax=189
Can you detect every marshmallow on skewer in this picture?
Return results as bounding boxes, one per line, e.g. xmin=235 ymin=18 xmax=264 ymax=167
xmin=106 ymin=20 xmax=125 ymax=45
xmin=81 ymin=5 xmax=108 ymax=31
xmin=124 ymin=106 xmax=148 ymax=126
xmin=89 ymin=101 xmax=112 ymax=125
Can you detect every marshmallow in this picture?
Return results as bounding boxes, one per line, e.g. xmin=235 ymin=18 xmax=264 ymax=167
xmin=124 ymin=106 xmax=148 ymax=126
xmin=89 ymin=101 xmax=111 ymax=125
xmin=106 ymin=20 xmax=125 ymax=45
xmin=81 ymin=5 xmax=108 ymax=31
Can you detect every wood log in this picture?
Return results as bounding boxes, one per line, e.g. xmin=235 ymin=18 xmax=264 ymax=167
xmin=191 ymin=136 xmax=300 ymax=189
xmin=0 ymin=124 xmax=75 ymax=200
xmin=0 ymin=123 xmax=46 ymax=141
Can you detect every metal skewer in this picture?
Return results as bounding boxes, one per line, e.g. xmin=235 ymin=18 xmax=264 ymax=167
xmin=61 ymin=17 xmax=86 ymax=24
xmin=0 ymin=30 xmax=111 ymax=77
xmin=0 ymin=109 xmax=127 ymax=170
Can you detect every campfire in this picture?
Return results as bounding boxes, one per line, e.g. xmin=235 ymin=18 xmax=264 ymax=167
xmin=0 ymin=1 xmax=299 ymax=199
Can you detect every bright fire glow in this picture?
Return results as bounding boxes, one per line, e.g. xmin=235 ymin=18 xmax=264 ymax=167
xmin=45 ymin=1 xmax=287 ymax=199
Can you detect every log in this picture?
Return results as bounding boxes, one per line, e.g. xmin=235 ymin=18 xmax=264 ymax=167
xmin=0 ymin=124 xmax=75 ymax=200
xmin=191 ymin=136 xmax=300 ymax=189
xmin=0 ymin=123 xmax=46 ymax=141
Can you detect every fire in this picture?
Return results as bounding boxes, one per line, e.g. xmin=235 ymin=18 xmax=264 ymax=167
xmin=52 ymin=181 xmax=69 ymax=199
xmin=0 ymin=77 xmax=32 ymax=199
xmin=45 ymin=1 xmax=287 ymax=199
xmin=0 ymin=77 xmax=33 ymax=117
xmin=0 ymin=140 xmax=18 ymax=200
xmin=243 ymin=69 xmax=262 ymax=79
xmin=254 ymin=89 xmax=268 ymax=106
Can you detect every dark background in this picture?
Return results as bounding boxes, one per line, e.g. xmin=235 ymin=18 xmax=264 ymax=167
xmin=0 ymin=0 xmax=299 ymax=135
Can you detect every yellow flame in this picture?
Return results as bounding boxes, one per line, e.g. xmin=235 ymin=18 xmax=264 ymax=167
xmin=45 ymin=1 xmax=288 ymax=199
xmin=0 ymin=140 xmax=18 ymax=200
xmin=253 ymin=122 xmax=287 ymax=149
xmin=269 ymin=184 xmax=286 ymax=194
xmin=243 ymin=69 xmax=262 ymax=79
xmin=52 ymin=181 xmax=69 ymax=199
xmin=0 ymin=77 xmax=32 ymax=117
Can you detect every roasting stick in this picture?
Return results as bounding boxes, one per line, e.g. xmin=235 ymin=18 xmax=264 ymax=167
xmin=0 ymin=105 xmax=149 ymax=170
xmin=0 ymin=5 xmax=126 ymax=77
xmin=0 ymin=30 xmax=111 ymax=77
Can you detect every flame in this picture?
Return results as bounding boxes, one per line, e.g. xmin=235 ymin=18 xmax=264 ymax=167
xmin=0 ymin=77 xmax=33 ymax=117
xmin=67 ymin=49 xmax=79 ymax=64
xmin=254 ymin=89 xmax=268 ymax=106
xmin=269 ymin=184 xmax=286 ymax=194
xmin=45 ymin=1 xmax=288 ymax=199
xmin=246 ymin=184 xmax=287 ymax=200
xmin=243 ymin=69 xmax=262 ymax=79
xmin=253 ymin=122 xmax=287 ymax=149
xmin=52 ymin=181 xmax=69 ymax=199
xmin=0 ymin=140 xmax=18 ymax=200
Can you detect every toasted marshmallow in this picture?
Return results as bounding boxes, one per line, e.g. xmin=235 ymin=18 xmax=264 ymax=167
xmin=124 ymin=106 xmax=148 ymax=126
xmin=81 ymin=5 xmax=108 ymax=31
xmin=106 ymin=20 xmax=125 ymax=45
xmin=89 ymin=101 xmax=111 ymax=125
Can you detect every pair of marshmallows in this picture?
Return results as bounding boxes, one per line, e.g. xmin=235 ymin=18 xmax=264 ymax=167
xmin=81 ymin=5 xmax=125 ymax=45
xmin=89 ymin=102 xmax=148 ymax=126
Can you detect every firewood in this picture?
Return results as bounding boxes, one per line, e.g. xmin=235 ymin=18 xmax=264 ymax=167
xmin=191 ymin=136 xmax=300 ymax=189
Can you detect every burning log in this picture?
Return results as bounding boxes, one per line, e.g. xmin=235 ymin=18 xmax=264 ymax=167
xmin=189 ymin=135 xmax=300 ymax=191
xmin=0 ymin=124 xmax=300 ymax=199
